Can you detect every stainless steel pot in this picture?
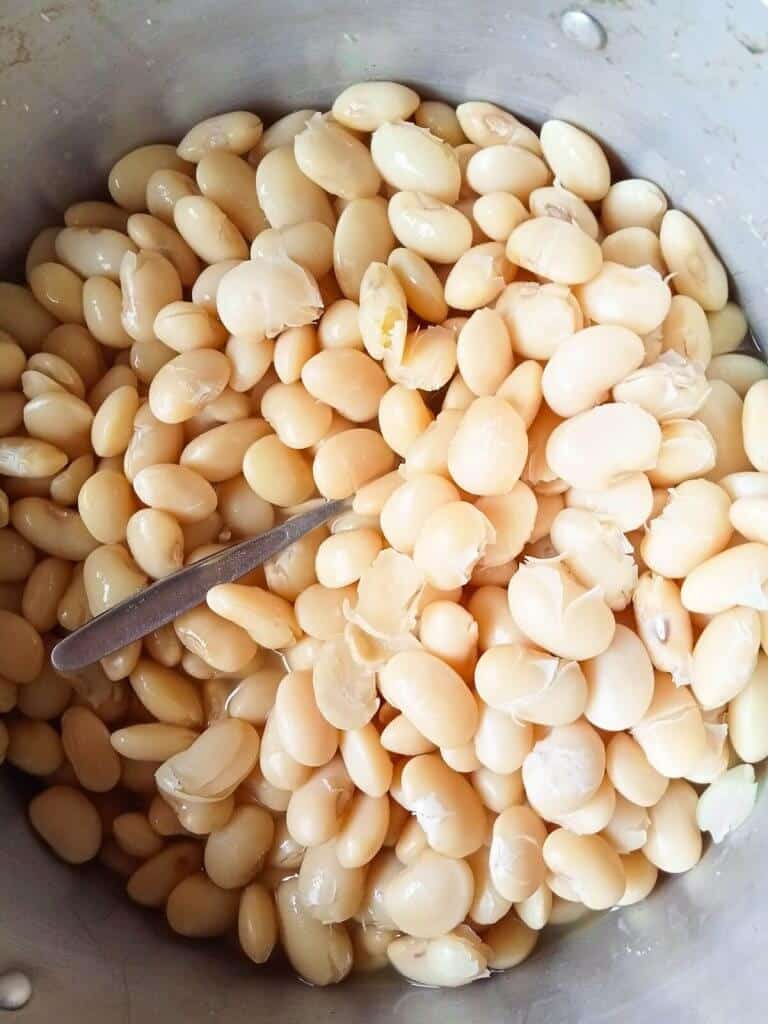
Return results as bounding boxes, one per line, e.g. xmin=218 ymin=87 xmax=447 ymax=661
xmin=1 ymin=1 xmax=767 ymax=1019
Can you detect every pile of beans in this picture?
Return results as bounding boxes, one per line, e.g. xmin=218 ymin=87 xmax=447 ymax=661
xmin=1 ymin=80 xmax=766 ymax=989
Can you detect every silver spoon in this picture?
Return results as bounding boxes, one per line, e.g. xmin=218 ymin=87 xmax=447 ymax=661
xmin=51 ymin=498 xmax=348 ymax=674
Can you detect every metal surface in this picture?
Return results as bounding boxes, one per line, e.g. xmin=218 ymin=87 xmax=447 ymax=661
xmin=0 ymin=0 xmax=767 ymax=1021
xmin=51 ymin=499 xmax=347 ymax=672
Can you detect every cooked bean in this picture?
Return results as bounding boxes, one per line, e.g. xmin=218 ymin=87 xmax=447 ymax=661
xmin=444 ymin=242 xmax=514 ymax=311
xmin=146 ymin=168 xmax=200 ymax=224
xmin=484 ymin=805 xmax=547 ymax=904
xmin=23 ymin=390 xmax=94 ymax=458
xmin=238 ymin=883 xmax=278 ymax=964
xmin=29 ymin=785 xmax=102 ymax=864
xmin=273 ymin=325 xmax=317 ymax=384
xmin=60 ymin=705 xmax=121 ymax=792
xmin=540 ymin=120 xmax=610 ymax=200
xmin=551 ymin=507 xmax=637 ymax=610
xmin=193 ymin=152 xmax=266 ymax=240
xmin=384 ymin=848 xmax=474 ymax=938
xmin=708 ymin=301 xmax=748 ymax=356
xmin=255 ymin=146 xmax=336 ymax=231
xmin=332 ymin=82 xmax=419 ymax=131
xmin=544 ymin=829 xmax=624 ymax=909
xmin=496 ymin=281 xmax=583 ymax=361
xmin=312 ymin=428 xmax=394 ymax=500
xmin=576 ymin=262 xmax=671 ymax=336
xmin=302 ymin=349 xmax=388 ymax=423
xmin=126 ymin=841 xmax=203 ymax=906
xmin=75 ymin=470 xmax=136 ymax=545
xmin=413 ymin=499 xmax=494 ymax=589
xmin=0 ymin=282 xmax=58 ymax=353
xmin=543 ymin=325 xmax=645 ymax=417
xmin=338 ymin=724 xmax=393 ymax=799
xmin=400 ymin=753 xmax=485 ymax=858
xmin=378 ymin=649 xmax=477 ymax=748
xmin=173 ymin=604 xmax=257 ymax=673
xmin=275 ymin=876 xmax=352 ymax=985
xmin=642 ymin=778 xmax=702 ymax=874
xmin=371 ymin=122 xmax=460 ymax=202
xmin=729 ymin=653 xmax=768 ymax=763
xmin=659 ymin=210 xmax=727 ymax=311
xmin=466 ymin=145 xmax=550 ymax=199
xmin=28 ymin=262 xmax=84 ymax=324
xmin=0 ymin=608 xmax=44 ymax=683
xmin=506 ymin=217 xmax=602 ymax=285
xmin=546 ymin=402 xmax=661 ymax=491
xmin=387 ymin=191 xmax=472 ymax=264
xmin=25 ymin=227 xmax=62 ymax=278
xmin=522 ymin=720 xmax=606 ymax=819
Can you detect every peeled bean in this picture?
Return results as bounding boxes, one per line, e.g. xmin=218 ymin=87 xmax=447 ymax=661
xmin=28 ymin=785 xmax=102 ymax=864
xmin=522 ymin=720 xmax=605 ymax=821
xmin=148 ymin=349 xmax=230 ymax=424
xmin=729 ymin=653 xmax=768 ymax=762
xmin=506 ymin=217 xmax=602 ymax=285
xmin=659 ymin=210 xmax=728 ymax=311
xmin=546 ymin=402 xmax=661 ymax=491
xmin=508 ymin=559 xmax=615 ymax=661
xmin=412 ymin=500 xmax=493 ymax=589
xmin=643 ymin=779 xmax=702 ymax=873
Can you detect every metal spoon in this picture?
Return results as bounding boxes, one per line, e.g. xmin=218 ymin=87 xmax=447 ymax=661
xmin=51 ymin=498 xmax=348 ymax=674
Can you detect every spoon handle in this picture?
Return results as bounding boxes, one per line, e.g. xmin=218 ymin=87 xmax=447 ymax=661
xmin=51 ymin=499 xmax=348 ymax=673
